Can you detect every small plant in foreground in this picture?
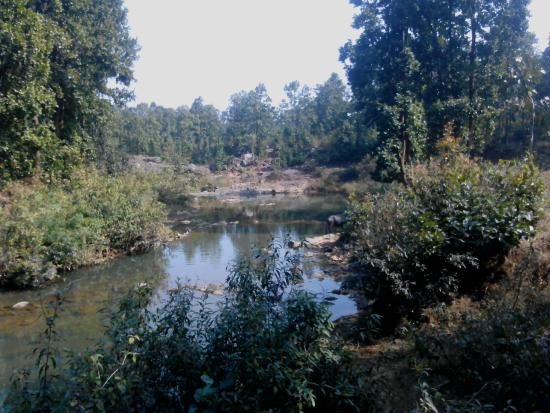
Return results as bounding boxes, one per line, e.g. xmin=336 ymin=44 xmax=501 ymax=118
xmin=4 ymin=241 xmax=359 ymax=413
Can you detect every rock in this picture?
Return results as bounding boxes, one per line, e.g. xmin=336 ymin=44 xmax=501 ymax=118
xmin=304 ymin=234 xmax=341 ymax=248
xmin=329 ymin=254 xmax=344 ymax=262
xmin=12 ymin=301 xmax=30 ymax=309
xmin=332 ymin=288 xmax=349 ymax=295
xmin=288 ymin=240 xmax=302 ymax=249
xmin=240 ymin=188 xmax=258 ymax=197
xmin=205 ymin=283 xmax=224 ymax=296
xmin=175 ymin=230 xmax=191 ymax=239
xmin=326 ymin=214 xmax=348 ymax=230
xmin=223 ymin=198 xmax=241 ymax=204
xmin=42 ymin=267 xmax=58 ymax=282
xmin=311 ymin=271 xmax=326 ymax=281
xmin=143 ymin=156 xmax=161 ymax=164
xmin=241 ymin=153 xmax=255 ymax=167
xmin=190 ymin=283 xmax=224 ymax=296
xmin=181 ymin=220 xmax=192 ymax=225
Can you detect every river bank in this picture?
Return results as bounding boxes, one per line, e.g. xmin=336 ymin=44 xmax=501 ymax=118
xmin=158 ymin=155 xmax=379 ymax=198
xmin=0 ymin=193 xmax=358 ymax=386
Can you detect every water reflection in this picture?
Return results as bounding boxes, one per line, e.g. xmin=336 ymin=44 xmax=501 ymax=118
xmin=0 ymin=195 xmax=356 ymax=386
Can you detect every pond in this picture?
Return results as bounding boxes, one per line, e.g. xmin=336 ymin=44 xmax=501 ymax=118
xmin=0 ymin=194 xmax=357 ymax=387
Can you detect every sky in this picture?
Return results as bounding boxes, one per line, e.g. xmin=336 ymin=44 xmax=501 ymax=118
xmin=125 ymin=0 xmax=550 ymax=110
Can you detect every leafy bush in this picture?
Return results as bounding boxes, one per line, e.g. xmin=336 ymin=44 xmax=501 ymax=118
xmin=141 ymin=170 xmax=199 ymax=204
xmin=348 ymin=155 xmax=544 ymax=322
xmin=0 ymin=170 xmax=167 ymax=288
xmin=415 ymin=284 xmax=550 ymax=413
xmin=4 ymin=242 xmax=359 ymax=412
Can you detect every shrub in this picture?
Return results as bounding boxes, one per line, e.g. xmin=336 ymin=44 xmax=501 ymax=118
xmin=141 ymin=170 xmax=199 ymax=204
xmin=4 ymin=242 xmax=359 ymax=412
xmin=415 ymin=284 xmax=550 ymax=413
xmin=0 ymin=170 xmax=167 ymax=288
xmin=348 ymin=155 xmax=545 ymax=322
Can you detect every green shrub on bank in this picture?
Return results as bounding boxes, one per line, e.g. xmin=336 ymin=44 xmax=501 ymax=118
xmin=0 ymin=171 xmax=167 ymax=288
xmin=348 ymin=155 xmax=545 ymax=322
xmin=4 ymin=242 xmax=359 ymax=413
xmin=141 ymin=170 xmax=199 ymax=204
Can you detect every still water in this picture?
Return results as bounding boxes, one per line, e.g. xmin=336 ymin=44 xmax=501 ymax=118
xmin=0 ymin=194 xmax=357 ymax=387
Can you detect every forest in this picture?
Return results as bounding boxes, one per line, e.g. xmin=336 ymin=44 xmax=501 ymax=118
xmin=2 ymin=0 xmax=550 ymax=183
xmin=1 ymin=0 xmax=550 ymax=412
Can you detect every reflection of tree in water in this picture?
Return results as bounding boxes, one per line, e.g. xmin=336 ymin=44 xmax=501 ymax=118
xmin=194 ymin=195 xmax=346 ymax=225
xmin=178 ymin=229 xmax=226 ymax=264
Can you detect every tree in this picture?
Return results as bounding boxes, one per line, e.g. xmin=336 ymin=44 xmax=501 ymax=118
xmin=341 ymin=0 xmax=427 ymax=181
xmin=342 ymin=0 xmax=537 ymax=178
xmin=538 ymin=38 xmax=550 ymax=148
xmin=540 ymin=38 xmax=550 ymax=99
xmin=275 ymin=81 xmax=315 ymax=166
xmin=31 ymin=0 xmax=138 ymax=144
xmin=189 ymin=97 xmax=223 ymax=165
xmin=224 ymin=84 xmax=277 ymax=157
xmin=0 ymin=0 xmax=56 ymax=182
xmin=0 ymin=0 xmax=138 ymax=184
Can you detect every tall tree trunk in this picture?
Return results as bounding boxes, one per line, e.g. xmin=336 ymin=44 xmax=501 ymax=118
xmin=54 ymin=100 xmax=65 ymax=140
xmin=529 ymin=95 xmax=535 ymax=152
xmin=399 ymin=27 xmax=410 ymax=186
xmin=399 ymin=110 xmax=411 ymax=186
xmin=468 ymin=0 xmax=477 ymax=145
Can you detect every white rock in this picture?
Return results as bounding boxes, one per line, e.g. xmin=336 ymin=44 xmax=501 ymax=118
xmin=12 ymin=301 xmax=30 ymax=309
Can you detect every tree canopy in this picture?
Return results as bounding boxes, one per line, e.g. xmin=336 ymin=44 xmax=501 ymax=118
xmin=341 ymin=0 xmax=545 ymax=179
xmin=0 ymin=0 xmax=137 ymax=183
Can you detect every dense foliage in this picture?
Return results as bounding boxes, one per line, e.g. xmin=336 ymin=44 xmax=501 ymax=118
xmin=0 ymin=171 xmax=168 ymax=288
xmin=3 ymin=0 xmax=549 ymax=181
xmin=109 ymin=74 xmax=370 ymax=169
xmin=348 ymin=154 xmax=544 ymax=322
xmin=0 ymin=0 xmax=137 ymax=184
xmin=4 ymin=243 xmax=359 ymax=412
xmin=341 ymin=0 xmax=549 ymax=179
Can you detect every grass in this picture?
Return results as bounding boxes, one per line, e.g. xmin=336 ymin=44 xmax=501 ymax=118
xmin=0 ymin=170 xmax=174 ymax=289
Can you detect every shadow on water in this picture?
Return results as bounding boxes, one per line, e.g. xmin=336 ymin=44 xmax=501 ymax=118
xmin=0 ymin=194 xmax=357 ymax=387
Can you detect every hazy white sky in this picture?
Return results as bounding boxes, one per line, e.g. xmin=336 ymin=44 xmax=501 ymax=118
xmin=125 ymin=0 xmax=550 ymax=110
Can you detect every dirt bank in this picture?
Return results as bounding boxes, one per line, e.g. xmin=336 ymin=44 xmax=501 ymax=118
xmin=197 ymin=164 xmax=316 ymax=197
